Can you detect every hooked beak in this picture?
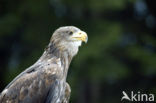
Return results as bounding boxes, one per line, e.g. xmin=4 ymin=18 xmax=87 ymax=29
xmin=72 ymin=31 xmax=88 ymax=43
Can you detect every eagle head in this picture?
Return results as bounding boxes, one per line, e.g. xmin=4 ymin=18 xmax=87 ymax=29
xmin=50 ymin=26 xmax=88 ymax=57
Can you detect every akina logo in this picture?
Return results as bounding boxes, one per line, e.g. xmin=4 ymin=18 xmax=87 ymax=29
xmin=121 ymin=91 xmax=155 ymax=102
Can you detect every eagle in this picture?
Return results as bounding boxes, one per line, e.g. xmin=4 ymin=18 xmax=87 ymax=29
xmin=0 ymin=26 xmax=88 ymax=103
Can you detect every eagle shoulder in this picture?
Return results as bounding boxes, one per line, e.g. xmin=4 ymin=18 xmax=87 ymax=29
xmin=0 ymin=57 xmax=62 ymax=103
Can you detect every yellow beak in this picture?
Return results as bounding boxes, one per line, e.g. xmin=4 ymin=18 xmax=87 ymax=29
xmin=72 ymin=31 xmax=88 ymax=43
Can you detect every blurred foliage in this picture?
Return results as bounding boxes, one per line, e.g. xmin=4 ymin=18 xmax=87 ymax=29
xmin=0 ymin=0 xmax=156 ymax=103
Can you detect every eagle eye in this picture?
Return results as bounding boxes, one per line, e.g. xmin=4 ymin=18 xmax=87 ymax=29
xmin=69 ymin=31 xmax=73 ymax=35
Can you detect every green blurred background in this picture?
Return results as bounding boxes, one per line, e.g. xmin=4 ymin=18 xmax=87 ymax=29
xmin=0 ymin=0 xmax=156 ymax=103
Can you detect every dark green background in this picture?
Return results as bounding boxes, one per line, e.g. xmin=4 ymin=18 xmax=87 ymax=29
xmin=0 ymin=0 xmax=156 ymax=103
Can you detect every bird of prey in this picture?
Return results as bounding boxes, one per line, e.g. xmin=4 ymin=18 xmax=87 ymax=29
xmin=0 ymin=26 xmax=88 ymax=103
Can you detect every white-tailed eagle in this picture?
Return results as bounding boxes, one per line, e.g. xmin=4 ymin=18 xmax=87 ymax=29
xmin=0 ymin=26 xmax=88 ymax=103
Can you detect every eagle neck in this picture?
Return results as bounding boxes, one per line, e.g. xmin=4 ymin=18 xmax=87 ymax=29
xmin=43 ymin=42 xmax=73 ymax=79
xmin=61 ymin=51 xmax=72 ymax=79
